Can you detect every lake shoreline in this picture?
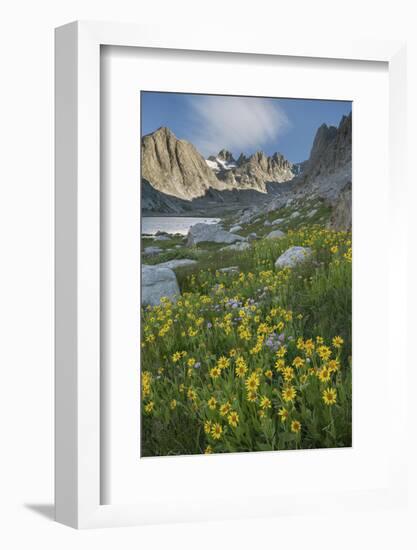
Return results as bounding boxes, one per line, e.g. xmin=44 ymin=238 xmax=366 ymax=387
xmin=142 ymin=216 xmax=221 ymax=236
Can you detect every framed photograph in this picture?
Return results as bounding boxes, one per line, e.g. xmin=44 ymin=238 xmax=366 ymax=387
xmin=55 ymin=21 xmax=407 ymax=528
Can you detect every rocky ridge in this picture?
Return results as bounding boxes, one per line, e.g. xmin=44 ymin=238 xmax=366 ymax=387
xmin=207 ymin=149 xmax=295 ymax=192
xmin=141 ymin=113 xmax=352 ymax=229
xmin=141 ymin=127 xmax=226 ymax=200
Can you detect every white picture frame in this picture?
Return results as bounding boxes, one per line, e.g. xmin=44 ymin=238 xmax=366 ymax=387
xmin=55 ymin=20 xmax=407 ymax=529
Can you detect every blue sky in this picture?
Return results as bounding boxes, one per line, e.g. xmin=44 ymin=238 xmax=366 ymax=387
xmin=141 ymin=92 xmax=351 ymax=164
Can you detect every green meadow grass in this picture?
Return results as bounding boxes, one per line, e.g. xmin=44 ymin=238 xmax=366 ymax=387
xmin=141 ymin=223 xmax=352 ymax=457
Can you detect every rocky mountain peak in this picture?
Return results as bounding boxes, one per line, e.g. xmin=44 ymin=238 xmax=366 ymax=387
xmin=295 ymin=112 xmax=352 ymax=203
xmin=217 ymin=149 xmax=235 ymax=163
xmin=237 ymin=153 xmax=248 ymax=166
xmin=153 ymin=126 xmax=175 ymax=137
xmin=271 ymin=152 xmax=285 ymax=162
xmin=141 ymin=126 xmax=225 ymax=200
xmin=309 ymin=123 xmax=338 ymax=167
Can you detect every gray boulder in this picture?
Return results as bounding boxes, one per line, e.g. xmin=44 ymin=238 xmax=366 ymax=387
xmin=154 ymin=259 xmax=197 ymax=270
xmin=290 ymin=211 xmax=300 ymax=219
xmin=143 ymin=246 xmax=163 ymax=256
xmin=275 ymin=246 xmax=312 ymax=269
xmin=219 ymin=266 xmax=239 ymax=274
xmin=142 ymin=265 xmax=180 ymax=306
xmin=220 ymin=242 xmax=250 ymax=252
xmin=229 ymin=225 xmax=243 ymax=233
xmin=239 ymin=208 xmax=259 ymax=224
xmin=266 ymin=230 xmax=285 ymax=239
xmin=247 ymin=232 xmax=257 ymax=242
xmin=271 ymin=218 xmax=284 ymax=226
xmin=264 ymin=220 xmax=272 ymax=226
xmin=187 ymin=223 xmax=245 ymax=246
xmin=306 ymin=209 xmax=318 ymax=219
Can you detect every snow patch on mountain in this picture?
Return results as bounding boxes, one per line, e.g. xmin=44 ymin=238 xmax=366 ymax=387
xmin=205 ymin=157 xmax=237 ymax=172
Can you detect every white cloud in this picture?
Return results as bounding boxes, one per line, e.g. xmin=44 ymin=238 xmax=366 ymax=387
xmin=187 ymin=95 xmax=290 ymax=157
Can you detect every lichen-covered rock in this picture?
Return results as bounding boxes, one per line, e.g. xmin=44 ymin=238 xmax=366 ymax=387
xmin=274 ymin=246 xmax=312 ymax=269
xmin=187 ymin=223 xmax=245 ymax=246
xmin=266 ymin=230 xmax=285 ymax=239
xmin=142 ymin=265 xmax=180 ymax=306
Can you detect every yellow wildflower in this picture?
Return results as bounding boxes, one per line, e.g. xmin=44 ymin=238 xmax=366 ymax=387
xmin=328 ymin=359 xmax=340 ymax=373
xmin=172 ymin=352 xmax=182 ymax=363
xmin=318 ymin=366 xmax=331 ymax=383
xmin=235 ymin=357 xmax=248 ymax=378
xmin=187 ymin=387 xmax=197 ymax=402
xmin=207 ymin=396 xmax=217 ymax=410
xmin=217 ymin=356 xmax=230 ymax=370
xmin=276 ymin=346 xmax=287 ymax=358
xmin=274 ymin=358 xmax=285 ymax=372
xmin=211 ymin=423 xmax=223 ymax=440
xmin=296 ymin=337 xmax=305 ymax=350
xmin=278 ymin=407 xmax=288 ymax=423
xmin=322 ymin=387 xmax=337 ymax=405
xmin=304 ymin=339 xmax=315 ymax=356
xmin=317 ymin=345 xmax=332 ymax=361
xmin=210 ymin=366 xmax=221 ymax=379
xmin=228 ymin=411 xmax=239 ymax=428
xmin=260 ymin=396 xmax=271 ymax=410
xmin=292 ymin=356 xmax=305 ymax=369
xmin=282 ymin=386 xmax=297 ymax=403
xmin=142 ymin=371 xmax=152 ymax=398
xmin=204 ymin=420 xmax=212 ymax=434
xmin=245 ymin=373 xmax=260 ymax=392
xmin=332 ymin=336 xmax=344 ymax=349
xmin=220 ymin=402 xmax=232 ymax=417
xmin=291 ymin=420 xmax=301 ymax=433
xmin=282 ymin=366 xmax=294 ymax=382
xmin=246 ymin=391 xmax=257 ymax=402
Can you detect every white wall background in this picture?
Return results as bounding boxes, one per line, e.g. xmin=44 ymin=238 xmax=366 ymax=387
xmin=0 ymin=0 xmax=416 ymax=548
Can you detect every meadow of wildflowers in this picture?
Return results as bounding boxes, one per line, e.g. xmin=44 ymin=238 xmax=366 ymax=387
xmin=141 ymin=223 xmax=352 ymax=456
